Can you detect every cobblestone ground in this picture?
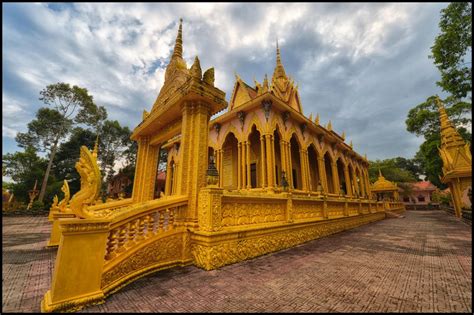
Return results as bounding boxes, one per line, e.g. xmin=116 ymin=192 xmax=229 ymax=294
xmin=2 ymin=211 xmax=472 ymax=313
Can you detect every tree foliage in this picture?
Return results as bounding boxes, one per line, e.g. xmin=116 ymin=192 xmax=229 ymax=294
xmin=405 ymin=3 xmax=472 ymax=189
xmin=15 ymin=82 xmax=107 ymax=202
xmin=2 ymin=147 xmax=48 ymax=203
xmin=430 ymin=2 xmax=472 ymax=99
xmin=368 ymin=157 xmax=421 ymax=184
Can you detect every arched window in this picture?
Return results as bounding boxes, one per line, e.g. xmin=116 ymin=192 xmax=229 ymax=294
xmin=307 ymin=144 xmax=320 ymax=191
xmin=221 ymin=132 xmax=239 ymax=190
xmin=323 ymin=152 xmax=334 ymax=193
xmin=248 ymin=125 xmax=262 ymax=188
xmin=290 ymin=134 xmax=302 ymax=190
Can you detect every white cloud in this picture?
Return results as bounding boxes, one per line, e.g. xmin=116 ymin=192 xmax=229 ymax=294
xmin=2 ymin=3 xmax=451 ymax=161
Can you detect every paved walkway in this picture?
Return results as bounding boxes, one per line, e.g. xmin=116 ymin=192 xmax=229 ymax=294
xmin=2 ymin=211 xmax=472 ymax=313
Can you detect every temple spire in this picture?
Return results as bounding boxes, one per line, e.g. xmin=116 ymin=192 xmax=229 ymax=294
xmin=272 ymin=39 xmax=287 ymax=80
xmin=435 ymin=96 xmax=465 ymax=148
xmin=172 ymin=18 xmax=183 ymax=59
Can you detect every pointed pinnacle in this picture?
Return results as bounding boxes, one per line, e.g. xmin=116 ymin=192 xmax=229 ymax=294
xmin=93 ymin=135 xmax=99 ymax=157
xmin=315 ymin=113 xmax=320 ymax=125
xmin=172 ymin=18 xmax=183 ymax=59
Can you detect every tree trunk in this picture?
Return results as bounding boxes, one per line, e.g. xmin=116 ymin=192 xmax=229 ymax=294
xmin=38 ymin=138 xmax=59 ymax=203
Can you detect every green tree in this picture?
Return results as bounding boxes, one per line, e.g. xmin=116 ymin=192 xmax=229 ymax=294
xmin=2 ymin=147 xmax=48 ymax=203
xmin=16 ymin=83 xmax=107 ymax=202
xmin=430 ymin=2 xmax=472 ymax=99
xmin=53 ymin=127 xmax=97 ymax=195
xmin=368 ymin=158 xmax=419 ymax=183
xmin=98 ymin=120 xmax=134 ymax=185
xmin=406 ymin=3 xmax=472 ymax=188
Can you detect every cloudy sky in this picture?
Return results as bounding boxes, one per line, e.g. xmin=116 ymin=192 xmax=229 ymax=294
xmin=3 ymin=2 xmax=451 ymax=161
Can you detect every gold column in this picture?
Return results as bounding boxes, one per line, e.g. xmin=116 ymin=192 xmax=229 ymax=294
xmin=331 ymin=162 xmax=340 ymax=195
xmin=299 ymin=149 xmax=308 ymax=191
xmin=246 ymin=141 xmax=251 ymax=189
xmin=237 ymin=142 xmax=242 ymax=189
xmin=364 ymin=169 xmax=371 ymax=198
xmin=265 ymin=134 xmax=274 ymax=188
xmin=360 ymin=169 xmax=366 ymax=197
xmin=260 ymin=135 xmax=266 ymax=188
xmin=344 ymin=165 xmax=352 ymax=196
xmin=164 ymin=159 xmax=172 ymax=196
xmin=280 ymin=140 xmax=287 ymax=180
xmin=288 ymin=142 xmax=293 ymax=188
xmin=271 ymin=135 xmax=276 ymax=186
xmin=318 ymin=157 xmax=327 ymax=193
xmin=351 ymin=168 xmax=358 ymax=196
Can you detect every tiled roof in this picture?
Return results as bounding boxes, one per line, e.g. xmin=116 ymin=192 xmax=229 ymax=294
xmin=411 ymin=181 xmax=437 ymax=191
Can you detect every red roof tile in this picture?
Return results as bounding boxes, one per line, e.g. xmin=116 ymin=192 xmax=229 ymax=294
xmin=411 ymin=181 xmax=437 ymax=191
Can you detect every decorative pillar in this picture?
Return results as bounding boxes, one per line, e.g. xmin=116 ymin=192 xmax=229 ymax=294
xmin=299 ymin=149 xmax=309 ymax=191
xmin=132 ymin=136 xmax=160 ymax=202
xmin=176 ymin=101 xmax=212 ymax=223
xmin=318 ymin=157 xmax=327 ymax=193
xmin=246 ymin=141 xmax=251 ymax=189
xmin=260 ymin=136 xmax=266 ymax=188
xmin=265 ymin=134 xmax=274 ymax=188
xmin=288 ymin=142 xmax=294 ymax=188
xmin=280 ymin=140 xmax=287 ymax=181
xmin=344 ymin=165 xmax=352 ymax=197
xmin=42 ymin=219 xmax=111 ymax=312
xmin=237 ymin=142 xmax=242 ymax=189
xmin=331 ymin=162 xmax=340 ymax=195
xmin=271 ymin=135 xmax=277 ymax=187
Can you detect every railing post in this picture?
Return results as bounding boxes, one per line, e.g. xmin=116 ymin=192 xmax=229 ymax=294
xmin=323 ymin=196 xmax=328 ymax=219
xmin=286 ymin=192 xmax=293 ymax=223
xmin=198 ymin=187 xmax=223 ymax=232
xmin=42 ymin=218 xmax=111 ymax=313
xmin=46 ymin=212 xmax=76 ymax=247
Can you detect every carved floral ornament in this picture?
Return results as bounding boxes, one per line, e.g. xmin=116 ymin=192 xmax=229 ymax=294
xmin=214 ymin=123 xmax=221 ymax=134
xmin=261 ymin=100 xmax=272 ymax=121
xmin=282 ymin=111 xmax=290 ymax=128
xmin=237 ymin=111 xmax=246 ymax=130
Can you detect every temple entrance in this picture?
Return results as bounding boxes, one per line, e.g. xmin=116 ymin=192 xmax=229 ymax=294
xmin=250 ymin=163 xmax=257 ymax=188
xmin=274 ymin=128 xmax=283 ymax=187
xmin=222 ymin=132 xmax=239 ymax=190
xmin=324 ymin=152 xmax=334 ymax=193
xmin=248 ymin=125 xmax=262 ymax=188
xmin=290 ymin=134 xmax=302 ymax=190
xmin=307 ymin=144 xmax=320 ymax=191
xmin=336 ymin=158 xmax=346 ymax=195
xmin=348 ymin=164 xmax=355 ymax=196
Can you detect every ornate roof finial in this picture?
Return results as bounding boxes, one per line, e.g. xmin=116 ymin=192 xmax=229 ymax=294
xmin=350 ymin=140 xmax=353 ymax=149
xmin=378 ymin=168 xmax=383 ymax=178
xmin=263 ymin=73 xmax=269 ymax=92
xmin=341 ymin=131 xmax=345 ymax=140
xmin=190 ymin=55 xmax=202 ymax=79
xmin=93 ymin=135 xmax=99 ymax=158
xmin=327 ymin=120 xmax=332 ymax=131
xmin=272 ymin=39 xmax=287 ymax=80
xmin=315 ymin=113 xmax=320 ymax=125
xmin=309 ymin=113 xmax=313 ymax=121
xmin=172 ymin=18 xmax=183 ymax=59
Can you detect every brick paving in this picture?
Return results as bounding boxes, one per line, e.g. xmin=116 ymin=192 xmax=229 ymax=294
xmin=2 ymin=210 xmax=472 ymax=313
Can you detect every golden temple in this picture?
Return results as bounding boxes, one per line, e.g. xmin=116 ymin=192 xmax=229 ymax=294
xmin=41 ymin=20 xmax=405 ymax=312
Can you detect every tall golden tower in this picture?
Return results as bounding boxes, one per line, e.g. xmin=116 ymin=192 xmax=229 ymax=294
xmin=436 ymin=97 xmax=472 ymax=217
